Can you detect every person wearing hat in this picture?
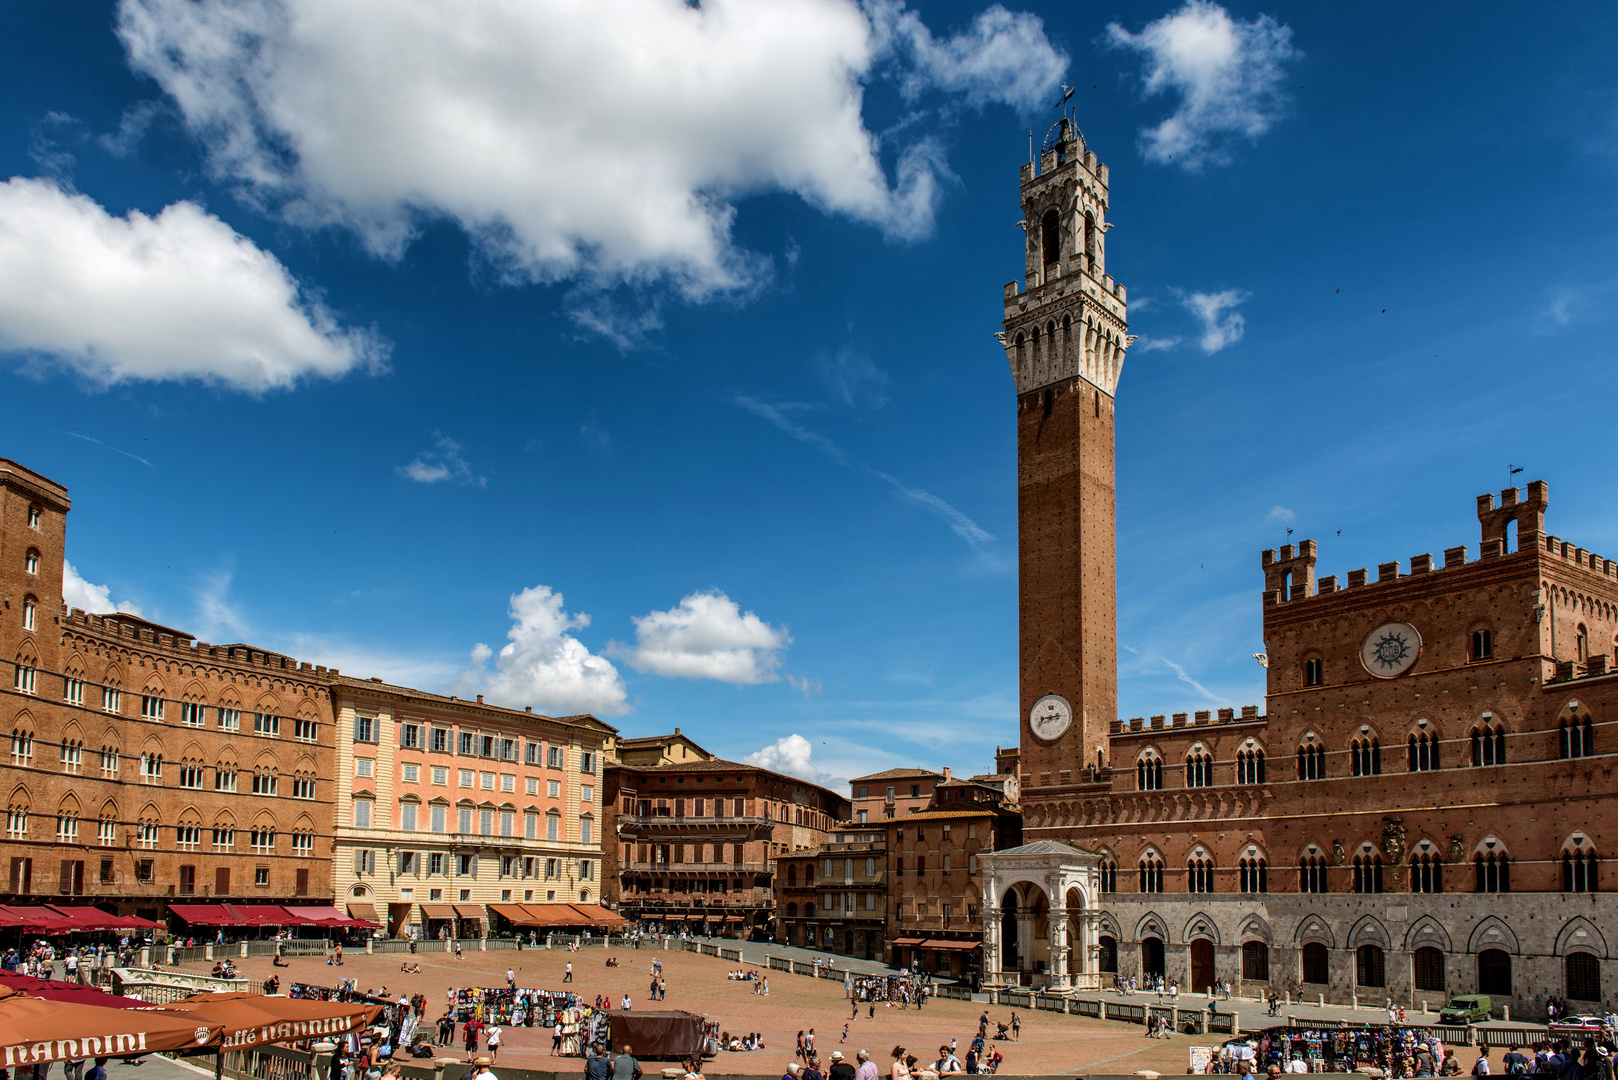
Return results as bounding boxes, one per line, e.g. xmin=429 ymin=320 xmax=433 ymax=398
xmin=471 ymin=1056 xmax=497 ymax=1080
xmin=830 ymin=1052 xmax=856 ymax=1080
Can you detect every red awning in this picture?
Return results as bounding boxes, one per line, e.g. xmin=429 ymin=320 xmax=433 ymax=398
xmin=421 ymin=904 xmax=457 ymax=920
xmin=2 ymin=905 xmax=80 ymax=933
xmin=922 ymin=940 xmax=981 ymax=951
xmin=346 ymin=903 xmax=380 ymax=927
xmin=281 ymin=905 xmax=369 ymax=928
xmin=890 ymin=937 xmax=925 ymax=946
xmin=452 ymin=904 xmax=485 ymax=920
xmin=723 ymin=915 xmax=744 ymax=923
xmin=574 ymin=905 xmax=628 ymax=925
xmin=47 ymin=906 xmax=160 ymax=931
xmin=168 ymin=903 xmax=241 ymax=926
xmin=232 ymin=905 xmax=294 ymax=926
xmin=662 ymin=914 xmax=686 ymax=922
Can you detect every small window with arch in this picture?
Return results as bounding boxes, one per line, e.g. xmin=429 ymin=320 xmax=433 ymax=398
xmin=1471 ymin=721 xmax=1506 ymax=766
xmin=1350 ymin=737 xmax=1381 ymax=776
xmin=1137 ymin=754 xmax=1163 ymax=791
xmin=1297 ymin=743 xmax=1325 ymax=780
xmin=1352 ymin=853 xmax=1384 ymax=894
xmin=1304 ymin=658 xmax=1323 ymax=687
xmin=1471 ymin=629 xmax=1493 ymax=661
xmin=1563 ymin=847 xmax=1598 ymax=893
xmin=1476 ymin=851 xmax=1511 ymax=893
xmin=27 ymin=506 xmax=41 ymax=530
xmin=1239 ymin=857 xmax=1268 ymax=893
xmin=1560 ymin=712 xmax=1595 ymax=759
xmin=1185 ymin=752 xmax=1213 ymax=788
xmin=1237 ymin=748 xmax=1265 ymax=784
xmin=1138 ymin=855 xmax=1164 ymax=893
xmin=24 ymin=549 xmax=38 ymax=576
xmin=1187 ymin=857 xmax=1215 ymax=893
xmin=1408 ymin=730 xmax=1441 ymax=771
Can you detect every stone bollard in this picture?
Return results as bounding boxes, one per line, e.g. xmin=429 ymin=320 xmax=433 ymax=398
xmin=205 ymin=945 xmax=214 ymax=961
xmin=240 ymin=942 xmax=249 ymax=959
xmin=1318 ymin=993 xmax=1324 ymax=1007
xmin=1503 ymin=1005 xmax=1510 ymax=1021
xmin=1422 ymin=1001 xmax=1428 ymax=1014
xmin=366 ymin=938 xmax=374 ymax=955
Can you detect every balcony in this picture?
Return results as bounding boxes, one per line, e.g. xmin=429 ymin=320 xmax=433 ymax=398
xmin=631 ymin=893 xmax=772 ymax=909
xmin=620 ymin=861 xmax=767 ymax=875
xmin=618 ymin=814 xmax=776 ymax=831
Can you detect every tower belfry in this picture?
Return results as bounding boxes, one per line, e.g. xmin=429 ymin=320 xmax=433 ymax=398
xmin=1003 ymin=119 xmax=1130 ymax=794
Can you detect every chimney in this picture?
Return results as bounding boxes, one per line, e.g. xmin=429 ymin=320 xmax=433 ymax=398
xmin=942 ymin=766 xmax=952 ymax=780
xmin=476 ymin=695 xmax=483 ymax=704
xmin=674 ymin=727 xmax=681 ymax=735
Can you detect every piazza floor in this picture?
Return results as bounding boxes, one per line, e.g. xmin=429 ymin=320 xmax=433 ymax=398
xmin=168 ymin=945 xmax=1209 ymax=1076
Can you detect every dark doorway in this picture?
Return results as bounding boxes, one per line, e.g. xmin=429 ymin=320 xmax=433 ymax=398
xmin=1190 ymin=939 xmax=1216 ymax=992
xmin=1414 ymin=946 xmax=1446 ymax=992
xmin=1357 ymin=944 xmax=1386 ymax=987
xmin=1302 ymin=942 xmax=1329 ymax=984
xmin=1567 ymin=953 xmax=1600 ymax=1001
xmin=1098 ymin=935 xmax=1118 ymax=973
xmin=1001 ymin=891 xmax=1020 ymax=971
xmin=1141 ymin=936 xmax=1165 ymax=978
xmin=1477 ymin=949 xmax=1510 ymax=996
xmin=1242 ymin=941 xmax=1269 ymax=981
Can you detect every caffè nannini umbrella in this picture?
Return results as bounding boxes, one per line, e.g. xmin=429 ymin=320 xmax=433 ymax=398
xmin=154 ymin=992 xmax=384 ymax=1051
xmin=0 ymin=985 xmax=223 ymax=1068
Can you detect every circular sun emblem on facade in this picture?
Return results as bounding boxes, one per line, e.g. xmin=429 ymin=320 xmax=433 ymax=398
xmin=1360 ymin=621 xmax=1421 ymax=678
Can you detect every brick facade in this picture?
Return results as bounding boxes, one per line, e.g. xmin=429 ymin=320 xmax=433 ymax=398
xmin=604 ymin=760 xmax=849 ymax=935
xmin=0 ymin=459 xmax=336 ymax=920
xmin=997 ymin=131 xmax=1618 ymax=1019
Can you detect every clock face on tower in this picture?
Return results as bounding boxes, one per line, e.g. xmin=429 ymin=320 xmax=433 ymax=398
xmin=1361 ymin=621 xmax=1422 ymax=678
xmin=1029 ymin=694 xmax=1073 ymax=741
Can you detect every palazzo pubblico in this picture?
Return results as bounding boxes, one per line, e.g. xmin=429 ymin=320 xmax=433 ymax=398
xmin=978 ymin=119 xmax=1618 ymax=1019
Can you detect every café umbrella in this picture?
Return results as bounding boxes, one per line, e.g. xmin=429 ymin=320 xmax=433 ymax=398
xmin=154 ymin=992 xmax=385 ymax=1050
xmin=0 ymin=984 xmax=224 ymax=1068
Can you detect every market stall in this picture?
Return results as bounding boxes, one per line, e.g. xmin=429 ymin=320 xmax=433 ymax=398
xmin=1221 ymin=1026 xmax=1451 ymax=1077
xmin=601 ymin=1010 xmax=712 ymax=1060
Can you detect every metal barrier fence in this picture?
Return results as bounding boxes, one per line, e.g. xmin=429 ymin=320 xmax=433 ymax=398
xmin=1035 ymin=995 xmax=1067 ymax=1012
xmin=172 ymin=946 xmax=210 ymax=964
xmin=934 ymin=985 xmax=974 ymax=1000
xmin=1071 ymin=998 xmax=1101 ymax=1018
xmin=768 ymin=956 xmax=791 ymax=971
xmin=1104 ymin=1001 xmax=1145 ymax=1024
xmin=220 ymin=1045 xmax=316 ymax=1080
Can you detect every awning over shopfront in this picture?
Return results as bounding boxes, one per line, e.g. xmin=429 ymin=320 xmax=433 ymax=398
xmin=890 ymin=937 xmax=925 ymax=947
xmin=0 ymin=905 xmax=77 ymax=932
xmin=452 ymin=904 xmax=485 ymax=920
xmin=282 ymin=905 xmax=372 ymax=928
xmin=489 ymin=904 xmax=531 ymax=924
xmin=661 ymin=914 xmax=685 ymax=922
xmin=723 ymin=915 xmax=744 ymax=923
xmin=346 ymin=903 xmax=379 ymax=927
xmin=167 ymin=904 xmax=244 ymax=926
xmin=922 ymin=940 xmax=980 ymax=950
xmin=421 ymin=904 xmax=457 ymax=920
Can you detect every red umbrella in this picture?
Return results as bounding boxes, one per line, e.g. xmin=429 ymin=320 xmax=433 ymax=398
xmin=0 ymin=984 xmax=223 ymax=1067
xmin=0 ymin=973 xmax=147 ymax=1008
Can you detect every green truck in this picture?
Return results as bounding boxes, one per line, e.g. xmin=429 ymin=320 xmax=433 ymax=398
xmin=1439 ymin=995 xmax=1492 ymax=1024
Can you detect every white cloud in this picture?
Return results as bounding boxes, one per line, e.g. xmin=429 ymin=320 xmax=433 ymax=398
xmin=461 ymin=585 xmax=628 ymax=716
xmin=609 ymin=590 xmax=789 ymax=686
xmin=116 ymin=0 xmax=1065 ymax=310
xmin=1183 ymin=289 xmax=1249 ymax=352
xmin=1265 ymin=505 xmax=1296 ymax=524
xmin=62 ymin=561 xmax=141 ymax=616
xmin=870 ymin=1 xmax=1069 ymax=112
xmin=192 ymin=566 xmax=250 ymax=640
xmin=745 ymin=733 xmax=841 ymax=788
xmin=398 ymin=435 xmax=486 ymax=487
xmin=0 ymin=177 xmax=387 ymax=391
xmin=1107 ymin=1 xmax=1297 ymax=170
xmin=1133 ymin=334 xmax=1182 ymax=352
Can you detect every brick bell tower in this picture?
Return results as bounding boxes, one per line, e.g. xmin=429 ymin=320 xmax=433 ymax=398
xmin=1002 ymin=118 xmax=1130 ymax=796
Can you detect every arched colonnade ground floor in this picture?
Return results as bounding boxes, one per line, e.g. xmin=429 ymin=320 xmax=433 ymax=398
xmin=1071 ymin=893 xmax=1618 ymax=1021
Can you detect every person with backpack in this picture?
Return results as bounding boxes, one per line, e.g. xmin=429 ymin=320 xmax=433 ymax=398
xmin=1474 ymin=1048 xmax=1492 ymax=1076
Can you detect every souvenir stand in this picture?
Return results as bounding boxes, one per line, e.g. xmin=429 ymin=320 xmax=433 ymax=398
xmin=849 ymin=973 xmax=924 ymax=1003
xmin=1223 ymin=1026 xmax=1446 ymax=1078
xmin=448 ymin=986 xmax=596 ymax=1045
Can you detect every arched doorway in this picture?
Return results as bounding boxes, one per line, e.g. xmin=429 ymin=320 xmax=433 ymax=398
xmin=1142 ymin=936 xmax=1165 ymax=978
xmin=1098 ymin=935 xmax=1118 ymax=973
xmin=1190 ymin=938 xmax=1216 ymax=993
xmin=1477 ymin=949 xmax=1510 ymax=996
xmin=1001 ymin=890 xmax=1019 ymax=971
xmin=1414 ymin=946 xmax=1446 ymax=992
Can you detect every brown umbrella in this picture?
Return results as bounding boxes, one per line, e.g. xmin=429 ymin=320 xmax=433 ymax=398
xmin=0 ymin=984 xmax=223 ymax=1068
xmin=155 ymin=992 xmax=385 ymax=1050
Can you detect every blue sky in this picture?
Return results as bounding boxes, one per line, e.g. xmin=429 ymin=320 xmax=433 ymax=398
xmin=3 ymin=1 xmax=1616 ymax=789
